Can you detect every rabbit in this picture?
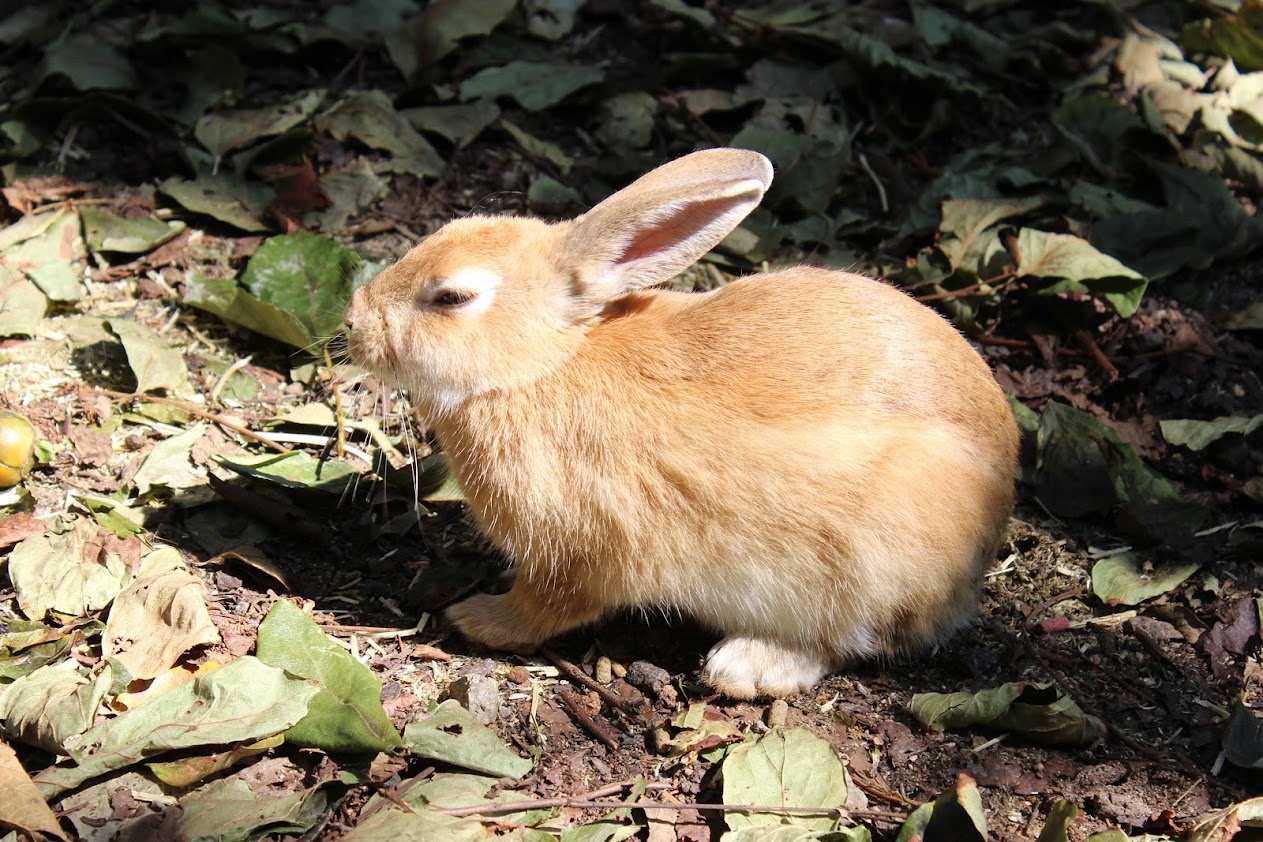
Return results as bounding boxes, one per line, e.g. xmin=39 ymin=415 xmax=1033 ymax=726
xmin=343 ymin=148 xmax=1019 ymax=699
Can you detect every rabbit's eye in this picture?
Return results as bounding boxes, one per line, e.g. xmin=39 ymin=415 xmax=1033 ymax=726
xmin=431 ymin=289 xmax=475 ymax=308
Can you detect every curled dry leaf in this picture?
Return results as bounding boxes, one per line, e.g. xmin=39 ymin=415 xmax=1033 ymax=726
xmin=103 ymin=568 xmax=220 ymax=681
xmin=909 ymin=682 xmax=1107 ymax=746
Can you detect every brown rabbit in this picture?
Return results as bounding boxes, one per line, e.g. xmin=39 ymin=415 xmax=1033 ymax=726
xmin=344 ymin=148 xmax=1019 ymax=699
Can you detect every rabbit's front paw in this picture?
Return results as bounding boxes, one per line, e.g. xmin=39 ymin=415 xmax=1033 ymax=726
xmin=445 ymin=593 xmax=542 ymax=654
xmin=701 ymin=636 xmax=833 ymax=699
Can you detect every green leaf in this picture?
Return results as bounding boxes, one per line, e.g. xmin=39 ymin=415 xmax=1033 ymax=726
xmin=1034 ymin=401 xmax=1206 ymax=542
xmin=132 ymin=423 xmax=208 ymax=495
xmin=34 ymin=656 xmax=319 ymax=798
xmin=256 ymin=599 xmax=404 ymax=753
xmin=1036 ymin=800 xmax=1080 ymax=842
xmin=909 ymin=683 xmax=1106 ymax=745
xmin=1226 ymin=301 xmax=1263 ymax=330
xmin=1160 ymin=415 xmax=1263 ymax=451
xmin=1091 ymin=552 xmax=1200 ymax=606
xmin=37 ymin=31 xmax=136 ymax=91
xmin=339 ymin=808 xmax=491 ymax=842
xmin=105 ymin=319 xmax=194 ymax=397
xmin=79 ymin=207 xmax=184 ymax=254
xmin=241 ymin=231 xmax=361 ymax=340
xmin=195 ymin=90 xmax=326 ymax=157
xmin=183 ymin=273 xmax=314 ymax=349
xmin=216 ymin=450 xmax=359 ymax=494
xmin=386 ymin=0 xmax=516 ymax=78
xmin=0 ymin=271 xmax=47 ymax=338
xmin=721 ymin=727 xmax=847 ymax=834
xmin=562 ymin=822 xmax=643 ymax=842
xmin=8 ymin=521 xmax=134 ymax=619
xmin=176 ymin=773 xmax=346 ymax=841
xmin=404 ymin=699 xmax=533 ymax=778
xmin=461 ymin=60 xmax=606 ymax=111
xmin=499 ymin=120 xmax=575 ymax=173
xmin=0 ymin=208 xmax=85 ymax=301
xmin=402 ymin=102 xmax=502 ymax=149
xmin=315 ymin=90 xmax=445 ymax=177
xmin=937 ymin=197 xmax=1043 ymax=272
xmin=1015 ymin=229 xmax=1148 ymax=317
xmin=1223 ymin=698 xmax=1263 ymax=769
xmin=159 ymin=175 xmax=270 ymax=232
xmin=1183 ymin=4 xmax=1263 ymax=72
xmin=0 ymin=661 xmax=112 ymax=754
xmin=894 ymin=775 xmax=987 ymax=842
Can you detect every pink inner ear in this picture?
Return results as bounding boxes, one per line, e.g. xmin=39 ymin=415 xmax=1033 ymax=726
xmin=614 ymin=195 xmax=747 ymax=265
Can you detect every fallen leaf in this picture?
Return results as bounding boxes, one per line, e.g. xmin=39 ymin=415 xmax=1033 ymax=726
xmin=404 ymin=699 xmax=533 ymax=778
xmin=131 ymin=422 xmax=208 ymax=495
xmin=721 ymin=727 xmax=848 ymax=834
xmin=461 ymin=60 xmax=606 ymax=111
xmin=240 ymin=230 xmax=362 ymax=340
xmin=145 ymin=733 xmax=283 ymax=788
xmin=103 ymin=569 xmax=220 ymax=681
xmin=0 ymin=660 xmax=112 ymax=754
xmin=34 ymin=656 xmax=319 ymax=798
xmin=1091 ymin=552 xmax=1200 ymax=606
xmin=909 ymin=683 xmax=1106 ymax=745
xmin=895 ymin=774 xmax=987 ymax=842
xmin=183 ymin=273 xmax=314 ymax=349
xmin=175 ymin=776 xmax=345 ymax=841
xmin=1160 ymin=415 xmax=1263 ymax=451
xmin=195 ymin=90 xmax=326 ymax=157
xmin=0 ymin=740 xmax=68 ymax=841
xmin=80 ymin=206 xmax=185 ymax=254
xmin=256 ymin=599 xmax=404 ymax=753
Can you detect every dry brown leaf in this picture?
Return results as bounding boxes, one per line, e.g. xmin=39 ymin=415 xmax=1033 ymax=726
xmin=0 ymin=740 xmax=68 ymax=840
xmin=103 ymin=569 xmax=221 ymax=680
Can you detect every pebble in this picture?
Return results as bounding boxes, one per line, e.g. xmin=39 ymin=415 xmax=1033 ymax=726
xmin=766 ymin=698 xmax=789 ymax=728
xmin=594 ymin=655 xmax=612 ymax=684
xmin=445 ymin=675 xmax=499 ymax=725
xmin=624 ymin=660 xmax=672 ymax=695
xmin=507 ymin=665 xmax=531 ymax=685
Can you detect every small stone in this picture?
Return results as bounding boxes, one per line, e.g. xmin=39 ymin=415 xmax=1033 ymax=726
xmin=594 ymin=655 xmax=612 ymax=684
xmin=507 ymin=665 xmax=531 ymax=685
xmin=648 ymin=726 xmax=672 ymax=755
xmin=766 ymin=698 xmax=789 ymax=728
xmin=445 ymin=675 xmax=499 ymax=725
xmin=610 ymin=660 xmax=627 ymax=679
xmin=625 ymin=660 xmax=672 ymax=695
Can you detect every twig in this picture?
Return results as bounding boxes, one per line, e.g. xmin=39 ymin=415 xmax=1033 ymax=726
xmin=1072 ymin=329 xmax=1120 ymax=381
xmin=915 ymin=270 xmax=1016 ymax=303
xmin=856 ymin=153 xmax=888 ymax=214
xmin=1024 ymin=585 xmax=1085 ymax=625
xmin=428 ymin=778 xmax=903 ymax=821
xmin=97 ymin=389 xmax=291 ymax=454
xmin=557 ymin=688 xmax=622 ymax=750
xmin=209 ymin=355 xmax=254 ymax=405
xmin=849 ymin=774 xmax=924 ymax=809
xmin=542 ymin=649 xmax=654 ymax=725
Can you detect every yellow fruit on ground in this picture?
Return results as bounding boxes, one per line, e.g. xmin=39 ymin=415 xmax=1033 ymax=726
xmin=0 ymin=410 xmax=37 ymax=487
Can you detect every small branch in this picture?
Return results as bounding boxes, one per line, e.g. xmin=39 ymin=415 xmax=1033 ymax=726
xmin=557 ymin=688 xmax=622 ymax=750
xmin=429 ymin=778 xmax=904 ymax=822
xmin=97 ymin=389 xmax=290 ymax=454
xmin=542 ymin=649 xmax=654 ymax=725
xmin=857 ymin=153 xmax=889 ymax=214
xmin=1072 ymin=329 xmax=1120 ymax=381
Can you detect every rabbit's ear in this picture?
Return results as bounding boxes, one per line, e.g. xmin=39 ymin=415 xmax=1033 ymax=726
xmin=560 ymin=149 xmax=772 ymax=304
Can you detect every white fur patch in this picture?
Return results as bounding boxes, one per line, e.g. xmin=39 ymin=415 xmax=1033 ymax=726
xmin=434 ymin=267 xmax=501 ymax=315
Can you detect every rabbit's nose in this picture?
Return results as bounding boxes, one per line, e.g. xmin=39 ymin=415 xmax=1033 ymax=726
xmin=344 ymin=287 xmax=367 ymax=329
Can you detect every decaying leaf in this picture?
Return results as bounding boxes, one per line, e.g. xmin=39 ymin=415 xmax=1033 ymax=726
xmin=895 ymin=774 xmax=987 ymax=842
xmin=131 ymin=422 xmax=207 ymax=495
xmin=35 ymin=656 xmax=318 ymax=797
xmin=721 ymin=727 xmax=848 ymax=834
xmin=256 ymin=599 xmax=404 ymax=753
xmin=0 ymin=741 xmax=68 ymax=841
xmin=103 ymin=568 xmax=220 ymax=681
xmin=1161 ymin=415 xmax=1263 ymax=451
xmin=80 ymin=206 xmax=185 ymax=254
xmin=1223 ymin=698 xmax=1263 ymax=769
xmin=1091 ymin=552 xmax=1200 ymax=606
xmin=0 ymin=660 xmax=112 ymax=754
xmin=909 ymin=682 xmax=1106 ymax=745
xmin=404 ymin=699 xmax=533 ymax=778
xmin=175 ymin=775 xmax=345 ymax=841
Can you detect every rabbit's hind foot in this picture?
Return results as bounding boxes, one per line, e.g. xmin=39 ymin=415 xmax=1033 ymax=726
xmin=700 ymin=636 xmax=834 ymax=700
